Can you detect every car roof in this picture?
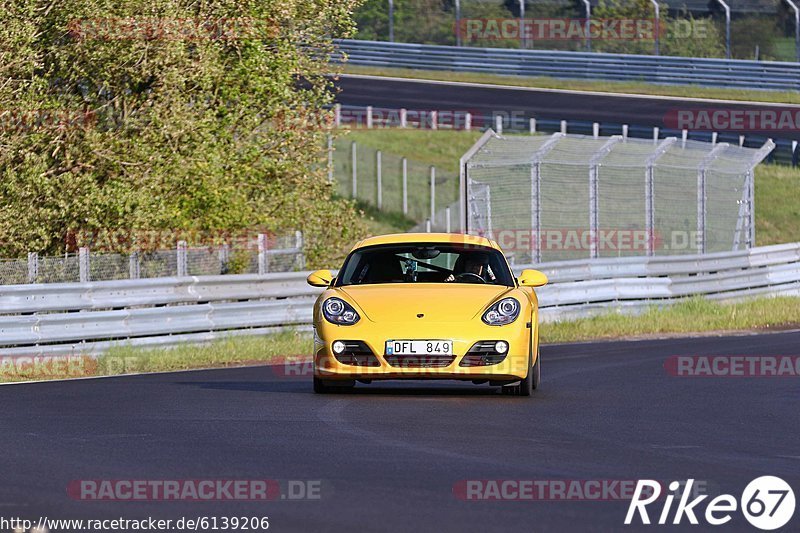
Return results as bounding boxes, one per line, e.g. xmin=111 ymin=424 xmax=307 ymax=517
xmin=352 ymin=233 xmax=501 ymax=251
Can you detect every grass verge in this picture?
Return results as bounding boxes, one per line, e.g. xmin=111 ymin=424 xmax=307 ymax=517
xmin=3 ymin=297 xmax=798 ymax=383
xmin=343 ymin=65 xmax=800 ymax=104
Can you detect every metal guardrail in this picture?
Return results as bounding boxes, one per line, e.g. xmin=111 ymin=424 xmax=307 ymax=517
xmin=0 ymin=243 xmax=798 ymax=356
xmin=336 ymin=40 xmax=800 ymax=92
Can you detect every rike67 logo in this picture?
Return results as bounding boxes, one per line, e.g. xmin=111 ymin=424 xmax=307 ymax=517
xmin=625 ymin=477 xmax=795 ymax=530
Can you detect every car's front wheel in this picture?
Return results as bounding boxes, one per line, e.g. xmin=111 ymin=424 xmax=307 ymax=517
xmin=503 ymin=350 xmax=539 ymax=397
xmin=313 ymin=377 xmax=355 ymax=394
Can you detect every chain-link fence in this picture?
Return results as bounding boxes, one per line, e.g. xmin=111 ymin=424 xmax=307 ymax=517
xmin=463 ymin=131 xmax=773 ymax=264
xmin=0 ymin=232 xmax=305 ymax=285
xmin=332 ymin=137 xmax=460 ymax=227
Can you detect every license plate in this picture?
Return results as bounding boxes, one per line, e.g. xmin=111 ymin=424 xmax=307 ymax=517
xmin=386 ymin=340 xmax=453 ymax=356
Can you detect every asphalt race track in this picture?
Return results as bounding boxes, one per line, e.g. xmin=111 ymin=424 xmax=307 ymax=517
xmin=334 ymin=74 xmax=800 ymax=132
xmin=1 ymin=330 xmax=799 ymax=532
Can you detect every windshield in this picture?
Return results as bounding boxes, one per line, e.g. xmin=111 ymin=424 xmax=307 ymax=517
xmin=335 ymin=243 xmax=514 ymax=287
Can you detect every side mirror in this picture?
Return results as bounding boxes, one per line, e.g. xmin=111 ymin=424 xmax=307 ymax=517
xmin=518 ymin=269 xmax=548 ymax=288
xmin=307 ymin=269 xmax=333 ymax=287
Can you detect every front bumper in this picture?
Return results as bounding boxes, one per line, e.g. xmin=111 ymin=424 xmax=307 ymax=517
xmin=313 ymin=319 xmax=533 ymax=381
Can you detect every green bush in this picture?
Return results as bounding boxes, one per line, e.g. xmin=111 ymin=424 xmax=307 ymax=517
xmin=0 ymin=0 xmax=369 ymax=268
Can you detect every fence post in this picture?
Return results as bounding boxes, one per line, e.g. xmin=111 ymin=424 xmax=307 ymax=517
xmin=426 ymin=219 xmax=432 ymax=233
xmin=430 ymin=110 xmax=438 ymax=130
xmin=712 ymin=132 xmax=718 ymax=145
xmin=27 ymin=252 xmax=38 ymax=284
xmin=79 ymin=246 xmax=90 ymax=282
xmin=622 ymin=124 xmax=629 ymax=140
xmin=682 ymin=129 xmax=688 ymax=148
xmin=295 ymin=231 xmax=306 ymax=271
xmin=327 ymin=134 xmax=333 ymax=183
xmin=129 ymin=251 xmax=141 ymax=279
xmin=218 ymin=245 xmax=229 ymax=275
xmin=529 ymin=118 xmax=536 ymax=134
xmin=258 ymin=234 xmax=269 ymax=274
xmin=402 ymin=158 xmax=408 ymax=215
xmin=495 ymin=115 xmax=503 ymax=134
xmin=446 ymin=206 xmax=451 ymax=233
xmin=592 ymin=122 xmax=599 ymax=139
xmin=430 ymin=166 xmax=436 ymax=226
xmin=366 ymin=106 xmax=373 ymax=129
xmin=465 ymin=112 xmax=472 ymax=131
xmin=560 ymin=120 xmax=567 ymax=134
xmin=376 ymin=150 xmax=382 ymax=210
xmin=351 ymin=141 xmax=357 ymax=198
xmin=177 ymin=241 xmax=188 ymax=277
xmin=653 ymin=127 xmax=659 ymax=143
xmin=400 ymin=108 xmax=407 ymax=128
xmin=334 ymin=104 xmax=341 ymax=128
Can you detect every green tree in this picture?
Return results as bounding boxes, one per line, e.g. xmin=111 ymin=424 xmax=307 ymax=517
xmin=0 ymin=0 xmax=367 ymax=267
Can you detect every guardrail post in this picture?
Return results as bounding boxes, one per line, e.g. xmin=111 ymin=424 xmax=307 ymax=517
xmin=653 ymin=127 xmax=659 ymax=143
xmin=592 ymin=123 xmax=599 ymax=139
xmin=622 ymin=124 xmax=629 ymax=140
xmin=402 ymin=158 xmax=408 ymax=214
xmin=218 ymin=245 xmax=229 ymax=275
xmin=739 ymin=135 xmax=745 ymax=147
xmin=129 ymin=251 xmax=140 ymax=279
xmin=529 ymin=118 xmax=536 ymax=134
xmin=430 ymin=166 xmax=436 ymax=225
xmin=495 ymin=115 xmax=503 ymax=134
xmin=430 ymin=110 xmax=438 ymax=130
xmin=351 ymin=141 xmax=357 ymax=198
xmin=711 ymin=132 xmax=718 ymax=145
xmin=464 ymin=112 xmax=471 ymax=131
xmin=295 ymin=231 xmax=306 ymax=271
xmin=27 ymin=252 xmax=38 ymax=284
xmin=366 ymin=106 xmax=373 ymax=129
xmin=400 ymin=108 xmax=407 ymax=128
xmin=376 ymin=150 xmax=382 ymax=210
xmin=334 ymin=104 xmax=341 ymax=128
xmin=177 ymin=241 xmax=188 ymax=277
xmin=682 ymin=129 xmax=688 ymax=148
xmin=79 ymin=247 xmax=90 ymax=282
xmin=560 ymin=120 xmax=567 ymax=134
xmin=258 ymin=234 xmax=269 ymax=274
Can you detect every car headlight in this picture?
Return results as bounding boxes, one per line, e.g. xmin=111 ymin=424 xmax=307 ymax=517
xmin=322 ymin=297 xmax=360 ymax=325
xmin=482 ymin=297 xmax=520 ymax=326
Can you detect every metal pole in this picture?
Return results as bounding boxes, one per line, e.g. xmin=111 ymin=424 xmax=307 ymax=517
xmin=715 ymin=0 xmax=731 ymax=59
xmin=177 ymin=241 xmax=188 ymax=277
xmin=388 ymin=0 xmax=394 ymax=42
xmin=430 ymin=166 xmax=436 ymax=225
xmin=582 ymin=0 xmax=591 ymax=51
xmin=446 ymin=207 xmax=452 ymax=233
xmin=402 ymin=158 xmax=408 ymax=215
xmin=258 ymin=234 xmax=269 ymax=274
xmin=79 ymin=247 xmax=90 ymax=282
xmin=455 ymin=0 xmax=461 ymax=47
xmin=785 ymin=0 xmax=800 ymax=61
xmin=27 ymin=252 xmax=38 ymax=283
xmin=645 ymin=138 xmax=676 ymax=256
xmin=651 ymin=0 xmax=660 ymax=55
xmin=376 ymin=150 xmax=382 ymax=210
xmin=351 ymin=141 xmax=357 ymax=198
xmin=518 ymin=0 xmax=525 ymax=48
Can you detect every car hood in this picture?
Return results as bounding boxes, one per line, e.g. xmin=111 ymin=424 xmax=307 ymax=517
xmin=336 ymin=284 xmax=514 ymax=323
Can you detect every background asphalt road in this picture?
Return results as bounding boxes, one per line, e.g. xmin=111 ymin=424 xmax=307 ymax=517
xmin=1 ymin=331 xmax=799 ymax=532
xmin=334 ymin=75 xmax=800 ymax=134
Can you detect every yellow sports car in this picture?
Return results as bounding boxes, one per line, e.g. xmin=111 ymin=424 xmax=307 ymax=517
xmin=306 ymin=233 xmax=548 ymax=396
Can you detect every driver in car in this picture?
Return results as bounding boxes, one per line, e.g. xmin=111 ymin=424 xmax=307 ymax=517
xmin=445 ymin=255 xmax=495 ymax=283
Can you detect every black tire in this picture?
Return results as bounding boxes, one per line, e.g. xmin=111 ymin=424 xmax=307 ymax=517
xmin=531 ymin=350 xmax=541 ymax=391
xmin=313 ymin=376 xmax=328 ymax=394
xmin=313 ymin=377 xmax=355 ymax=394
